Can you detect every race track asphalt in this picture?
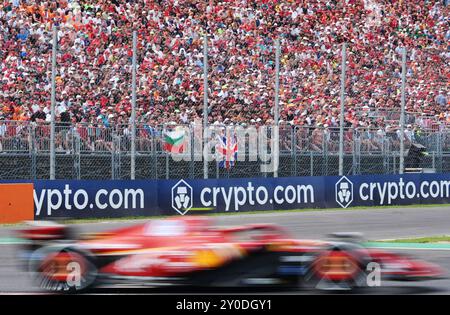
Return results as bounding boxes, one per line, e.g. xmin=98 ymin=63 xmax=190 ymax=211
xmin=1 ymin=205 xmax=450 ymax=294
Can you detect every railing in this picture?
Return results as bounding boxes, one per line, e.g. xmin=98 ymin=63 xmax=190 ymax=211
xmin=0 ymin=120 xmax=449 ymax=180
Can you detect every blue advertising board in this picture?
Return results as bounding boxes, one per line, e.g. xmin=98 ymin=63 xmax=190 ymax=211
xmin=2 ymin=173 xmax=449 ymax=220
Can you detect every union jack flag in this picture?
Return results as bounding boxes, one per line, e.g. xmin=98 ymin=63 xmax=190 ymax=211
xmin=216 ymin=130 xmax=238 ymax=169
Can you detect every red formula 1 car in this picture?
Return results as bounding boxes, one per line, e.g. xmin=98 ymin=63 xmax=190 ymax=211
xmin=16 ymin=217 xmax=444 ymax=293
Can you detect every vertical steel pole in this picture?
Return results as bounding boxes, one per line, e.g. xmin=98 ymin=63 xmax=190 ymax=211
xmin=273 ymin=38 xmax=280 ymax=178
xmin=399 ymin=47 xmax=407 ymax=174
xmin=131 ymin=31 xmax=137 ymax=179
xmin=203 ymin=36 xmax=208 ymax=179
xmin=338 ymin=43 xmax=347 ymax=176
xmin=166 ymin=151 xmax=169 ymax=179
xmin=31 ymin=125 xmax=36 ymax=179
xmin=190 ymin=125 xmax=195 ymax=178
xmin=50 ymin=26 xmax=57 ymax=180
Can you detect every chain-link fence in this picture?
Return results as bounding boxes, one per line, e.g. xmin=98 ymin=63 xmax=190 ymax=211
xmin=0 ymin=120 xmax=449 ymax=180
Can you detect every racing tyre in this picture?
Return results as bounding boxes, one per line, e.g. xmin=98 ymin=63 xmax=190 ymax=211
xmin=29 ymin=246 xmax=97 ymax=293
xmin=300 ymin=249 xmax=369 ymax=292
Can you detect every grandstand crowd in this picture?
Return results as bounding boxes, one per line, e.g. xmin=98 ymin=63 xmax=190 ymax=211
xmin=0 ymin=0 xmax=449 ymax=139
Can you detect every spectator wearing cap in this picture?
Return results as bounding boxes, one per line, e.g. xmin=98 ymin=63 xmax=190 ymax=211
xmin=0 ymin=0 xmax=448 ymax=133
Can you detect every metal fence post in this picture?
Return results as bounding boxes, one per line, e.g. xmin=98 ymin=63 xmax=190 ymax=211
xmin=338 ymin=43 xmax=347 ymax=176
xmin=292 ymin=127 xmax=297 ymax=176
xmin=353 ymin=129 xmax=359 ymax=175
xmin=164 ymin=124 xmax=169 ymax=179
xmin=74 ymin=130 xmax=81 ymax=180
xmin=50 ymin=26 xmax=57 ymax=180
xmin=30 ymin=124 xmax=37 ymax=180
xmin=130 ymin=30 xmax=137 ymax=180
xmin=399 ymin=47 xmax=407 ymax=174
xmin=152 ymin=134 xmax=157 ymax=179
xmin=323 ymin=132 xmax=328 ymax=176
xmin=382 ymin=138 xmax=388 ymax=174
xmin=273 ymin=38 xmax=280 ymax=178
xmin=111 ymin=127 xmax=116 ymax=179
xmin=437 ymin=131 xmax=443 ymax=173
xmin=165 ymin=152 xmax=169 ymax=179
xmin=203 ymin=36 xmax=209 ymax=179
xmin=190 ymin=124 xmax=195 ymax=179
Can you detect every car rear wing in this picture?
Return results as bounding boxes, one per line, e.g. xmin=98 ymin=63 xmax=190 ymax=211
xmin=218 ymin=223 xmax=290 ymax=239
xmin=17 ymin=221 xmax=74 ymax=242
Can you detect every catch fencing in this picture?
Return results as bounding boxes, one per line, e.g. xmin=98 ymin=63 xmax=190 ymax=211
xmin=0 ymin=120 xmax=449 ymax=180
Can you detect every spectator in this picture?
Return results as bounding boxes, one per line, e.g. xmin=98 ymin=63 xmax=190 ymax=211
xmin=0 ymin=0 xmax=448 ymax=131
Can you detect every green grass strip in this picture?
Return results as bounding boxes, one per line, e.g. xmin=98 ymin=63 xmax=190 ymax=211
xmin=365 ymin=241 xmax=450 ymax=250
xmin=372 ymin=235 xmax=450 ymax=244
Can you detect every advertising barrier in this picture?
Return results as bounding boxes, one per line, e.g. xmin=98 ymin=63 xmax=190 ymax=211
xmin=2 ymin=173 xmax=449 ymax=220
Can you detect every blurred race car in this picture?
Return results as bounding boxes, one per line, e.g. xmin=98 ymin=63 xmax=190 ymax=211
xmin=16 ymin=216 xmax=444 ymax=292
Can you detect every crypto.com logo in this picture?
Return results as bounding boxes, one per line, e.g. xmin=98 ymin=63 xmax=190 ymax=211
xmin=171 ymin=179 xmax=193 ymax=215
xmin=335 ymin=176 xmax=354 ymax=208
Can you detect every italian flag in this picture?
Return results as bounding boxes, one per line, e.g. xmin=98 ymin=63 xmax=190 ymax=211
xmin=164 ymin=126 xmax=185 ymax=153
